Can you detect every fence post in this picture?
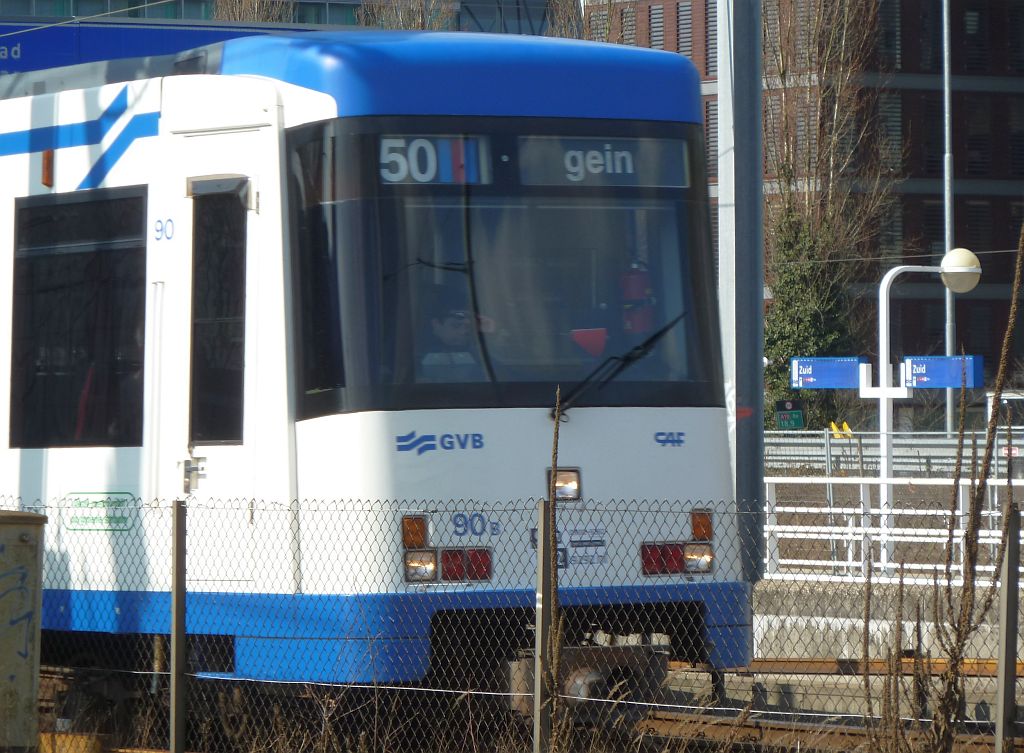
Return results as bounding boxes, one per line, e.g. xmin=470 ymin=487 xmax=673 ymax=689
xmin=861 ymin=483 xmax=872 ymax=579
xmin=533 ymin=495 xmax=553 ymax=753
xmin=764 ymin=483 xmax=778 ymax=575
xmin=170 ymin=499 xmax=187 ymax=753
xmin=995 ymin=499 xmax=1020 ymax=753
xmin=824 ymin=429 xmax=838 ymax=571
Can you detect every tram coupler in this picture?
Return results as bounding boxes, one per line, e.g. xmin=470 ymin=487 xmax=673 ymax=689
xmin=507 ymin=645 xmax=667 ymax=723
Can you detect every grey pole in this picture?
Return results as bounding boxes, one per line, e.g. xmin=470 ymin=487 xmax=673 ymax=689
xmin=995 ymin=500 xmax=1020 ymax=753
xmin=942 ymin=0 xmax=956 ymax=434
xmin=170 ymin=499 xmax=187 ymax=753
xmin=717 ymin=0 xmax=764 ymax=582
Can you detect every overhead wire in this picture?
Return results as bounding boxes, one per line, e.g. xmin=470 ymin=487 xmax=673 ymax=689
xmin=774 ymin=246 xmax=1019 ymax=268
xmin=0 ymin=0 xmax=185 ymax=39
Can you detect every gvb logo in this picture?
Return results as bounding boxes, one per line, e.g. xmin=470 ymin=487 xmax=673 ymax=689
xmin=396 ymin=431 xmax=485 ymax=456
xmin=396 ymin=431 xmax=438 ymax=455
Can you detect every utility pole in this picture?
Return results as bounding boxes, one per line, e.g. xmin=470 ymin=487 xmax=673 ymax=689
xmin=717 ymin=0 xmax=764 ymax=583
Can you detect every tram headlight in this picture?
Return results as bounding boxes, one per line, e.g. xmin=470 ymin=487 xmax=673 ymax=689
xmin=549 ymin=469 xmax=581 ymax=501
xmin=683 ymin=543 xmax=714 ymax=573
xmin=404 ymin=550 xmax=437 ymax=582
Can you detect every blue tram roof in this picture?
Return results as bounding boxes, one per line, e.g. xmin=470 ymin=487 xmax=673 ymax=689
xmin=220 ymin=31 xmax=702 ymax=123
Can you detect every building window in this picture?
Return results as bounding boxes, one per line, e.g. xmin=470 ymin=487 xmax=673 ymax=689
xmin=1011 ymin=1 xmax=1024 ymax=73
xmin=705 ymin=99 xmax=717 ymax=178
xmin=919 ymin=1 xmax=940 ymax=71
xmin=923 ymin=96 xmax=943 ymax=176
xmin=965 ymin=96 xmax=992 ymax=177
xmin=0 ymin=0 xmax=32 ymax=13
xmin=328 ymin=2 xmax=357 ymax=23
xmin=879 ymin=90 xmax=903 ymax=173
xmin=704 ymin=0 xmax=716 ymax=76
xmin=619 ymin=5 xmax=636 ymax=44
xmin=922 ymin=200 xmax=944 ymax=265
xmin=878 ymin=0 xmax=901 ymax=70
xmin=293 ymin=1 xmax=325 ymax=23
xmin=649 ymin=4 xmax=664 ymax=49
xmin=1011 ymin=97 xmax=1024 ymax=178
xmin=963 ymin=6 xmax=990 ymax=73
xmin=965 ymin=201 xmax=992 ymax=258
xmin=587 ymin=8 xmax=608 ymax=41
xmin=880 ymin=203 xmax=904 ymax=263
xmin=677 ymin=0 xmax=692 ymax=57
xmin=183 ymin=0 xmax=211 ymax=19
xmin=11 ymin=188 xmax=147 ymax=448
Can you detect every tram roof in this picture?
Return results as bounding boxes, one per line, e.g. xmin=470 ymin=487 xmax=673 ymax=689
xmin=219 ymin=31 xmax=703 ymax=123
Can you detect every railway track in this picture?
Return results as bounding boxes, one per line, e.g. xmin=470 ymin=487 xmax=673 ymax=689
xmin=670 ymin=657 xmax=1024 ymax=678
xmin=639 ymin=711 xmax=1004 ymax=753
xmin=38 ymin=659 xmax=1016 ymax=753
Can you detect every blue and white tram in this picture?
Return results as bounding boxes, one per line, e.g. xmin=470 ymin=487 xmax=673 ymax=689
xmin=0 ymin=31 xmax=750 ymax=704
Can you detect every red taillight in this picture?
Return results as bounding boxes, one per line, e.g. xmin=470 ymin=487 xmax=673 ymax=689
xmin=441 ymin=549 xmax=467 ymax=581
xmin=467 ymin=548 xmax=492 ymax=580
xmin=641 ymin=543 xmax=685 ymax=575
xmin=440 ymin=548 xmax=492 ymax=581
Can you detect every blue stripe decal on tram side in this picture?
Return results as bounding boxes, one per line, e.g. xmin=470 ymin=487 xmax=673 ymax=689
xmin=0 ymin=87 xmax=129 ymax=156
xmin=0 ymin=86 xmax=159 ymax=189
xmin=78 ymin=111 xmax=160 ymax=189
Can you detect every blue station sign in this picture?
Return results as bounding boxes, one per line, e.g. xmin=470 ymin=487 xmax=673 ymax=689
xmin=789 ymin=357 xmax=867 ymax=390
xmin=903 ymin=355 xmax=984 ymax=389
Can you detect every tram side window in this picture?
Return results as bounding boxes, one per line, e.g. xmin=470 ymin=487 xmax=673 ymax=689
xmin=190 ymin=187 xmax=247 ymax=444
xmin=10 ymin=188 xmax=147 ymax=448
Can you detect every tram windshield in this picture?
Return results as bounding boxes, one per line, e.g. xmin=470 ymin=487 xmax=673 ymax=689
xmin=286 ymin=117 xmax=723 ymax=417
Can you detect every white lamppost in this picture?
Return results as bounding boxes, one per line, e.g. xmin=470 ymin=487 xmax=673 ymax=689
xmin=859 ymin=247 xmax=981 ymax=571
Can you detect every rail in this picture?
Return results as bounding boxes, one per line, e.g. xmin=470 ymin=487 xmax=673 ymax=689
xmin=763 ymin=474 xmax=1024 ymax=585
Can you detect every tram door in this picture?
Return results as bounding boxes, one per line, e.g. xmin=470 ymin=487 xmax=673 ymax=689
xmin=150 ymin=81 xmax=296 ymax=591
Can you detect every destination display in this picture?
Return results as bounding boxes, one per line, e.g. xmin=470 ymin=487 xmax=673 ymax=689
xmin=379 ymin=135 xmax=492 ymax=185
xmin=518 ymin=136 xmax=689 ymax=188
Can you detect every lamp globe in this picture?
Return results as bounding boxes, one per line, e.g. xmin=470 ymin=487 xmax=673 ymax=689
xmin=940 ymin=247 xmax=981 ymax=294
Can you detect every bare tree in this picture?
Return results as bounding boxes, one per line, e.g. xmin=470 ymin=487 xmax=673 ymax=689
xmin=356 ymin=0 xmax=456 ymax=30
xmin=213 ymin=0 xmax=293 ymax=22
xmin=550 ymin=0 xmax=636 ymax=44
xmin=763 ymin=0 xmax=899 ymax=429
xmin=545 ymin=0 xmax=583 ymax=39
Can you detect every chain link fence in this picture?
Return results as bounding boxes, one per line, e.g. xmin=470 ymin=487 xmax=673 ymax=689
xmin=3 ymin=494 xmax=1021 ymax=752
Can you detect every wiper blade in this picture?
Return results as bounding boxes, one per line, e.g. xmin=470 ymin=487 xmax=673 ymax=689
xmin=553 ymin=311 xmax=687 ymax=420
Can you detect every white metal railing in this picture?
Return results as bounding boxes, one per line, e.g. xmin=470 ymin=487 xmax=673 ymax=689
xmin=765 ymin=429 xmax=1024 ymax=479
xmin=763 ymin=474 xmax=1024 ymax=585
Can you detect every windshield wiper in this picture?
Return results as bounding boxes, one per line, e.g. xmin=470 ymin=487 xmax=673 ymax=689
xmin=553 ymin=311 xmax=687 ymax=420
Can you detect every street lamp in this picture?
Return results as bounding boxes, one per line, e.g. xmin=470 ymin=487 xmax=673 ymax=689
xmin=859 ymin=247 xmax=981 ymax=571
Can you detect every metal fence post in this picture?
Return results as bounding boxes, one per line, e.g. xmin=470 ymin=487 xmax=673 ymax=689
xmin=171 ymin=499 xmax=187 ymax=753
xmin=533 ymin=495 xmax=553 ymax=753
xmin=995 ymin=499 xmax=1020 ymax=753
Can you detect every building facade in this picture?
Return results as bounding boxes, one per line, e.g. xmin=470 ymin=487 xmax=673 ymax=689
xmin=0 ymin=0 xmax=550 ymax=34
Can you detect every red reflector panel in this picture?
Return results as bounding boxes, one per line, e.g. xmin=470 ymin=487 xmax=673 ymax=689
xmin=440 ymin=549 xmax=466 ymax=581
xmin=641 ymin=543 xmax=685 ymax=575
xmin=467 ymin=548 xmax=492 ymax=580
